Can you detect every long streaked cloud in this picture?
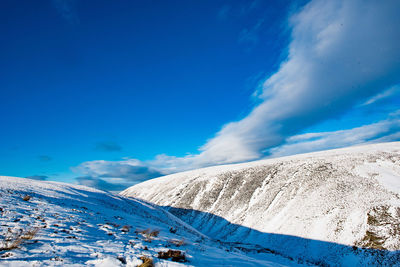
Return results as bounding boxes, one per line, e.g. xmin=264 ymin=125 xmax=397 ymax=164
xmin=74 ymin=0 xmax=400 ymax=191
xmin=361 ymin=85 xmax=400 ymax=107
xmin=200 ymin=0 xmax=400 ymax=165
xmin=269 ymin=117 xmax=400 ymax=158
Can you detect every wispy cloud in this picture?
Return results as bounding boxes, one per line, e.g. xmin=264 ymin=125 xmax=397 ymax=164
xmin=52 ymin=0 xmax=79 ymax=24
xmin=38 ymin=155 xmax=52 ymax=162
xmin=95 ymin=141 xmax=122 ymax=152
xmin=239 ymin=0 xmax=260 ymax=16
xmin=217 ymin=5 xmax=231 ymax=21
xmin=361 ymin=85 xmax=400 ymax=106
xmin=238 ymin=19 xmax=264 ymax=47
xmin=218 ymin=0 xmax=260 ymax=20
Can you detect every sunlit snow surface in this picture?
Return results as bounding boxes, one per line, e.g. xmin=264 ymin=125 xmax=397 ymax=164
xmin=122 ymin=142 xmax=400 ymax=266
xmin=0 ymin=176 xmax=301 ymax=266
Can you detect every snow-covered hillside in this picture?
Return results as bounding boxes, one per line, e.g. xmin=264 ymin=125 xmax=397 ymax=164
xmin=122 ymin=142 xmax=400 ymax=266
xmin=0 ymin=176 xmax=302 ymax=266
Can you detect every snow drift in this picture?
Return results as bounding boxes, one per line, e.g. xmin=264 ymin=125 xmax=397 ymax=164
xmin=0 ymin=176 xmax=299 ymax=266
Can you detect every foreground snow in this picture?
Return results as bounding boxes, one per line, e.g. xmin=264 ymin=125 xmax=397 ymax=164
xmin=0 ymin=176 xmax=303 ymax=266
xmin=122 ymin=142 xmax=400 ymax=266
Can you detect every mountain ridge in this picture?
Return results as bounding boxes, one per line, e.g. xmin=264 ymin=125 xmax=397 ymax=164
xmin=121 ymin=142 xmax=400 ymax=266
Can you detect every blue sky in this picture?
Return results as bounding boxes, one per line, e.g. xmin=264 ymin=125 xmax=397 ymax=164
xmin=1 ymin=0 xmax=400 ymax=191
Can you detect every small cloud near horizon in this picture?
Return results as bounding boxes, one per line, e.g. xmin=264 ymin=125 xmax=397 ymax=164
xmin=38 ymin=155 xmax=52 ymax=162
xmin=26 ymin=175 xmax=48 ymax=180
xmin=95 ymin=141 xmax=122 ymax=152
xmin=73 ymin=159 xmax=163 ymax=191
xmin=75 ymin=176 xmax=127 ymax=192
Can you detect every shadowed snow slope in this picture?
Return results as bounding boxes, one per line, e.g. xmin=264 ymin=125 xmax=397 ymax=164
xmin=121 ymin=142 xmax=400 ymax=266
xmin=0 ymin=176 xmax=302 ymax=266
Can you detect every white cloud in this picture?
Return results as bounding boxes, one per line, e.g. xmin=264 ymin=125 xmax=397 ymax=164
xmin=269 ymin=117 xmax=400 ymax=158
xmin=74 ymin=115 xmax=400 ymax=190
xmin=73 ymin=159 xmax=164 ymax=183
xmin=199 ymin=0 xmax=400 ymax=164
xmin=361 ymin=85 xmax=400 ymax=106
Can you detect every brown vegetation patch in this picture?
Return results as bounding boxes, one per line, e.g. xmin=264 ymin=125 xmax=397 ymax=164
xmin=121 ymin=225 xmax=131 ymax=232
xmin=167 ymin=239 xmax=185 ymax=247
xmin=157 ymin=249 xmax=186 ymax=262
xmin=0 ymin=227 xmax=39 ymax=251
xmin=138 ymin=256 xmax=154 ymax=267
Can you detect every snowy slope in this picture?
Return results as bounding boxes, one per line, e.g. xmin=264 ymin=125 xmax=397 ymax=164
xmin=122 ymin=142 xmax=400 ymax=266
xmin=0 ymin=176 xmax=303 ymax=266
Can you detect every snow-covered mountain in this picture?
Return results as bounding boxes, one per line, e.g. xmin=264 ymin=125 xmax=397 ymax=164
xmin=2 ymin=143 xmax=400 ymax=266
xmin=0 ymin=176 xmax=301 ymax=266
xmin=122 ymin=142 xmax=400 ymax=266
